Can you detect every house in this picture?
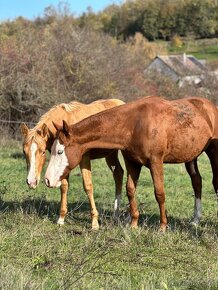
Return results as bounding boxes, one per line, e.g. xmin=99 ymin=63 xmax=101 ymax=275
xmin=144 ymin=54 xmax=207 ymax=87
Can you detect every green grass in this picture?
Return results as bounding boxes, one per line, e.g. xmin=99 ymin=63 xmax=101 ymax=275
xmin=0 ymin=141 xmax=218 ymax=289
xmin=167 ymin=38 xmax=218 ymax=61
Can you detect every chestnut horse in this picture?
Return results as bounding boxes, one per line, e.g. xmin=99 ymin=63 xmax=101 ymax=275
xmin=20 ymin=99 xmax=125 ymax=229
xmin=44 ymin=96 xmax=218 ymax=231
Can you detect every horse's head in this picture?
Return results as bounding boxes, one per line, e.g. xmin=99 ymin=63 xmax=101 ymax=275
xmin=44 ymin=121 xmax=81 ymax=188
xmin=20 ymin=122 xmax=49 ymax=189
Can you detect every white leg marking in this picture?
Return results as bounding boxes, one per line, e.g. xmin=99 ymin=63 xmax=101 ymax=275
xmin=57 ymin=217 xmax=65 ymax=225
xmin=111 ymin=165 xmax=116 ymax=172
xmin=114 ymin=194 xmax=122 ymax=220
xmin=192 ymin=197 xmax=201 ymax=226
xmin=114 ymin=194 xmax=121 ymax=211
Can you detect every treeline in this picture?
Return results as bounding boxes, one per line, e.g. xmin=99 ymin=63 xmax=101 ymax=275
xmin=1 ymin=0 xmax=218 ymax=43
xmin=77 ymin=0 xmax=218 ymax=40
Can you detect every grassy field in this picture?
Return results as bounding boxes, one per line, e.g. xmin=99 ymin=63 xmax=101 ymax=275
xmin=168 ymin=38 xmax=218 ymax=61
xmin=0 ymin=140 xmax=217 ymax=290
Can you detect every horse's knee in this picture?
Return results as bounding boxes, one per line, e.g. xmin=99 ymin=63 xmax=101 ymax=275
xmin=112 ymin=163 xmax=124 ymax=179
xmin=61 ymin=179 xmax=68 ymax=191
xmin=83 ymin=182 xmax=93 ymax=194
xmin=116 ymin=164 xmax=124 ymax=176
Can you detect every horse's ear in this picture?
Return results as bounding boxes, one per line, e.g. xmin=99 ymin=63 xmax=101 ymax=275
xmin=20 ymin=122 xmax=29 ymax=137
xmin=62 ymin=120 xmax=70 ymax=135
xmin=41 ymin=123 xmax=48 ymax=138
xmin=59 ymin=130 xmax=69 ymax=144
xmin=52 ymin=121 xmax=62 ymax=132
xmin=36 ymin=123 xmax=48 ymax=139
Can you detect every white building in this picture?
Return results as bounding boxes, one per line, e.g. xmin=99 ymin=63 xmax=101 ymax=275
xmin=144 ymin=54 xmax=207 ymax=87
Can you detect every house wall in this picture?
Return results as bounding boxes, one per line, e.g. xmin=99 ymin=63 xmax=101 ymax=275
xmin=144 ymin=58 xmax=179 ymax=82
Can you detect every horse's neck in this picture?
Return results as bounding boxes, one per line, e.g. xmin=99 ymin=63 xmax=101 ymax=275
xmin=73 ymin=113 xmax=130 ymax=152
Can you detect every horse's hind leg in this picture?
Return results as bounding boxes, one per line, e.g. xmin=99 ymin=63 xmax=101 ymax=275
xmin=80 ymin=153 xmax=99 ymax=230
xmin=149 ymin=160 xmax=167 ymax=232
xmin=185 ymin=159 xmax=202 ymax=225
xmin=206 ymin=145 xmax=218 ymax=209
xmin=123 ymin=156 xmax=141 ymax=228
xmin=105 ymin=150 xmax=124 ymax=219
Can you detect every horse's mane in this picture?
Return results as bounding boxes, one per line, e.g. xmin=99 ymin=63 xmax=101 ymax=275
xmin=24 ymin=101 xmax=83 ymax=144
xmin=37 ymin=101 xmax=83 ymax=126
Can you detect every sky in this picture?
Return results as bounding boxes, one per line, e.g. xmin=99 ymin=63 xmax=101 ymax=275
xmin=0 ymin=0 xmax=122 ymax=21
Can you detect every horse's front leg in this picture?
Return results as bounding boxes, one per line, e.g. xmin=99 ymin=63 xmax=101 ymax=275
xmin=105 ymin=150 xmax=124 ymax=219
xmin=124 ymin=156 xmax=141 ymax=228
xmin=150 ymin=160 xmax=167 ymax=232
xmin=80 ymin=153 xmax=99 ymax=230
xmin=57 ymin=176 xmax=69 ymax=225
xmin=185 ymin=159 xmax=202 ymax=226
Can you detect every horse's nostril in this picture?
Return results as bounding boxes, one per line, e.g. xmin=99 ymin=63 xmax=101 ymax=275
xmin=26 ymin=179 xmax=30 ymax=185
xmin=45 ymin=178 xmax=50 ymax=187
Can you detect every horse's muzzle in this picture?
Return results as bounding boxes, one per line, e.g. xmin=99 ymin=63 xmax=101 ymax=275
xmin=26 ymin=178 xmax=38 ymax=189
xmin=44 ymin=178 xmax=61 ymax=188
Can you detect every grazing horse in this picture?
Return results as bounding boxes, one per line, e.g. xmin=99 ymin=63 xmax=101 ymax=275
xmin=20 ymin=99 xmax=125 ymax=229
xmin=44 ymin=96 xmax=218 ymax=231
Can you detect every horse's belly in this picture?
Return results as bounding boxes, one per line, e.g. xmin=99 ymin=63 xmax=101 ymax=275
xmin=164 ymin=134 xmax=209 ymax=163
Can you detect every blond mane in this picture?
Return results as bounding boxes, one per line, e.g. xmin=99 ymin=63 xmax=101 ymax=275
xmin=24 ymin=101 xmax=83 ymax=145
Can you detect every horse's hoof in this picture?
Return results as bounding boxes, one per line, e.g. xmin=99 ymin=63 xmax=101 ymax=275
xmin=91 ymin=225 xmax=99 ymax=231
xmin=113 ymin=213 xmax=120 ymax=222
xmin=125 ymin=214 xmax=132 ymax=224
xmin=190 ymin=221 xmax=198 ymax=227
xmin=130 ymin=224 xmax=138 ymax=230
xmin=91 ymin=221 xmax=100 ymax=231
xmin=159 ymin=224 xmax=168 ymax=233
xmin=57 ymin=218 xmax=65 ymax=225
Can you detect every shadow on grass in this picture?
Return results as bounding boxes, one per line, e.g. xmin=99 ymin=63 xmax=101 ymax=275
xmin=11 ymin=152 xmax=25 ymax=159
xmin=0 ymin=197 xmax=217 ymax=235
xmin=0 ymin=197 xmax=95 ymax=228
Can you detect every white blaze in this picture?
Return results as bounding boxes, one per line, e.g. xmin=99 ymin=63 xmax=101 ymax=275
xmin=27 ymin=142 xmax=37 ymax=184
xmin=45 ymin=139 xmax=69 ymax=187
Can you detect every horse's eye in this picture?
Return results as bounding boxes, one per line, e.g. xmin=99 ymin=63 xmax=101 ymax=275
xmin=42 ymin=151 xmax=46 ymax=156
xmin=57 ymin=150 xmax=63 ymax=155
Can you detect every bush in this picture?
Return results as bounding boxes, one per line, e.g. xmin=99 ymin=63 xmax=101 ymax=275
xmin=0 ymin=19 xmax=149 ymax=137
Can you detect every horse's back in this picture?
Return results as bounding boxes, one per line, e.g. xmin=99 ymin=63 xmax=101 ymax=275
xmin=172 ymin=97 xmax=218 ymax=138
xmin=123 ymin=96 xmax=218 ymax=164
xmin=59 ymin=98 xmax=125 ymax=125
xmin=87 ymin=99 xmax=125 ymax=113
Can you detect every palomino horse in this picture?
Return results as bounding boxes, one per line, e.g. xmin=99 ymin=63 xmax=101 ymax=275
xmin=44 ymin=96 xmax=218 ymax=231
xmin=20 ymin=99 xmax=125 ymax=229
